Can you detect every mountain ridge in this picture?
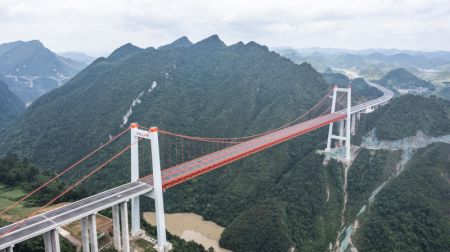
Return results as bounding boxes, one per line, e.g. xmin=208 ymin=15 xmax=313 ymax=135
xmin=0 ymin=40 xmax=87 ymax=103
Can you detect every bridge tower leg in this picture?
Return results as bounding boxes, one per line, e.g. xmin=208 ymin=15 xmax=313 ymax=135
xmin=88 ymin=214 xmax=98 ymax=252
xmin=325 ymin=85 xmax=352 ymax=162
xmin=150 ymin=127 xmax=170 ymax=252
xmin=120 ymin=202 xmax=130 ymax=252
xmin=351 ymin=113 xmax=356 ymax=135
xmin=345 ymin=86 xmax=352 ymax=161
xmin=80 ymin=217 xmax=90 ymax=252
xmin=130 ymin=123 xmax=141 ymax=236
xmin=326 ymin=86 xmax=338 ymax=151
xmin=112 ymin=205 xmax=122 ymax=251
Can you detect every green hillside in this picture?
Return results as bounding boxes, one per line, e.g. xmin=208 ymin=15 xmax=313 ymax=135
xmin=355 ymin=95 xmax=450 ymax=141
xmin=355 ymin=143 xmax=450 ymax=251
xmin=0 ymin=78 xmax=25 ymax=130
xmin=376 ymin=68 xmax=435 ymax=91
xmin=0 ymin=36 xmax=344 ymax=251
xmin=438 ymin=86 xmax=450 ymax=101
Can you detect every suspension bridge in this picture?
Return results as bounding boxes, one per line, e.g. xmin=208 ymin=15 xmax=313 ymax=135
xmin=0 ymin=81 xmax=393 ymax=252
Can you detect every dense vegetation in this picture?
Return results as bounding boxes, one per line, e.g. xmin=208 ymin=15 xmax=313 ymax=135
xmin=355 ymin=95 xmax=450 ymax=141
xmin=438 ymin=86 xmax=450 ymax=101
xmin=355 ymin=143 xmax=450 ymax=251
xmin=346 ymin=149 xmax=401 ymax=222
xmin=0 ymin=78 xmax=25 ymax=130
xmin=376 ymin=68 xmax=435 ymax=91
xmin=216 ymin=153 xmax=343 ymax=251
xmin=220 ymin=201 xmax=291 ymax=252
xmin=0 ymin=153 xmax=85 ymax=206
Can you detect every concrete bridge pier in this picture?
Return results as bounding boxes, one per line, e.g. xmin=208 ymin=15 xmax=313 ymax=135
xmin=43 ymin=228 xmax=60 ymax=252
xmin=1 ymin=246 xmax=13 ymax=252
xmin=112 ymin=205 xmax=122 ymax=251
xmin=80 ymin=217 xmax=90 ymax=252
xmin=88 ymin=215 xmax=98 ymax=252
xmin=80 ymin=214 xmax=99 ymax=252
xmin=120 ymin=202 xmax=130 ymax=252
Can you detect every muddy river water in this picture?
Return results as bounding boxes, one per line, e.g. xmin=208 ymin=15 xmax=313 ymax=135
xmin=144 ymin=212 xmax=231 ymax=252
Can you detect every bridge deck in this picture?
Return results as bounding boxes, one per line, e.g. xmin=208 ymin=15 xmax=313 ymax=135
xmin=141 ymin=81 xmax=393 ymax=189
xmin=141 ymin=112 xmax=347 ymax=188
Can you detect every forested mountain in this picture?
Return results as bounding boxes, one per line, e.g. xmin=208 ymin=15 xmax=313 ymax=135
xmin=355 ymin=95 xmax=450 ymax=141
xmin=438 ymin=86 xmax=450 ymax=101
xmin=3 ymin=36 xmax=448 ymax=251
xmin=343 ymin=95 xmax=450 ymax=251
xmin=0 ymin=40 xmax=87 ymax=104
xmin=355 ymin=142 xmax=450 ymax=251
xmin=0 ymin=77 xmax=25 ymax=130
xmin=0 ymin=35 xmax=344 ymax=251
xmin=158 ymin=36 xmax=193 ymax=50
xmin=376 ymin=68 xmax=435 ymax=92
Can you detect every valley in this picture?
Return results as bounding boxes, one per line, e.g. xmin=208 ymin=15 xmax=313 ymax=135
xmin=1 ymin=19 xmax=450 ymax=252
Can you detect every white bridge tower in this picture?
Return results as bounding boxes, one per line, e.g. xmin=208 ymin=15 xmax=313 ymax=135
xmin=130 ymin=123 xmax=171 ymax=252
xmin=325 ymin=85 xmax=352 ymax=161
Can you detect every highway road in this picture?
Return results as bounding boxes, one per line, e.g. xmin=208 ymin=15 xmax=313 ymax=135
xmin=0 ymin=182 xmax=152 ymax=249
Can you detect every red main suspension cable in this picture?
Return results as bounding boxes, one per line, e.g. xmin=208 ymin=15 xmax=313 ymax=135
xmin=0 ymin=127 xmax=130 ymax=217
xmin=156 ymin=87 xmax=333 ymax=142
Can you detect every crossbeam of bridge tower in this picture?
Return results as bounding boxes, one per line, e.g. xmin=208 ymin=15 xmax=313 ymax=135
xmin=325 ymin=85 xmax=352 ymax=161
xmin=130 ymin=123 xmax=141 ymax=236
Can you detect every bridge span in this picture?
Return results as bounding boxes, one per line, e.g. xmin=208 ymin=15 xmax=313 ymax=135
xmin=0 ymin=82 xmax=393 ymax=252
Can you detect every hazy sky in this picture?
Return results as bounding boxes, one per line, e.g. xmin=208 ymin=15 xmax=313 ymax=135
xmin=1 ymin=0 xmax=449 ymax=56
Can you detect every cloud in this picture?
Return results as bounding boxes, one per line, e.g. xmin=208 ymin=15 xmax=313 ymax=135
xmin=0 ymin=0 xmax=449 ymax=55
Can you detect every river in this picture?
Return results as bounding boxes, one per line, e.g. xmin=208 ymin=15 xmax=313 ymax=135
xmin=144 ymin=212 xmax=231 ymax=252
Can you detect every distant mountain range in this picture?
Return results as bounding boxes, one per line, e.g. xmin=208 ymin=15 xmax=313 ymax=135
xmin=275 ymin=46 xmax=450 ymax=59
xmin=0 ymin=40 xmax=88 ymax=104
xmin=58 ymin=51 xmax=95 ymax=65
xmin=276 ymin=47 xmax=450 ymax=84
